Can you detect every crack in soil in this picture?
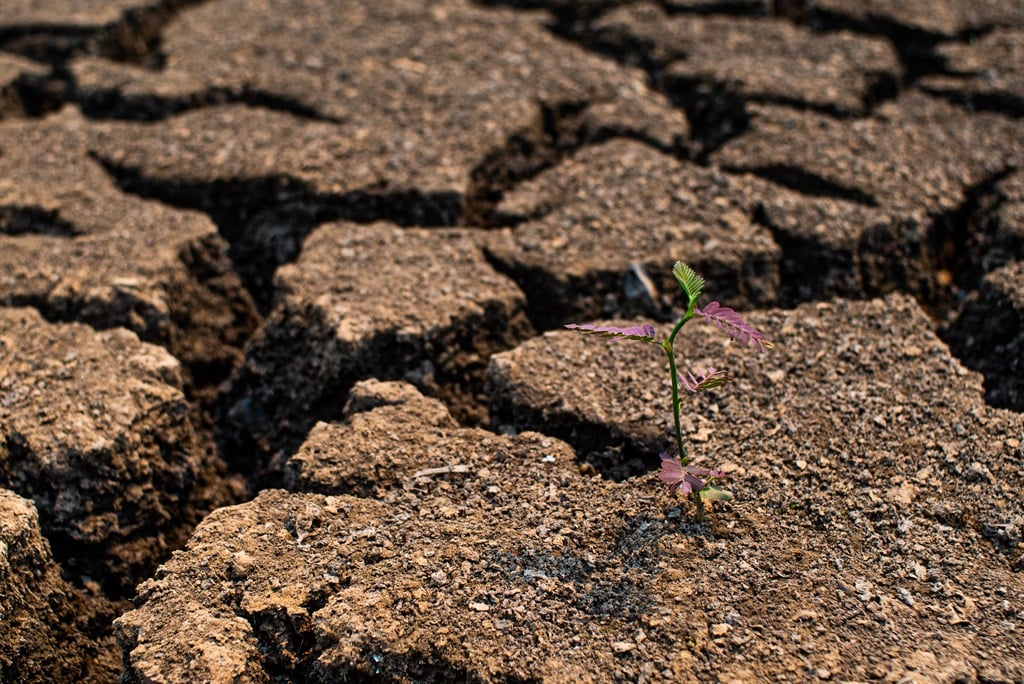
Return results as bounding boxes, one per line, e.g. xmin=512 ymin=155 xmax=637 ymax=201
xmin=0 ymin=205 xmax=83 ymax=237
xmin=465 ymin=98 xmax=686 ymax=226
xmin=926 ymin=167 xmax=1019 ymax=307
xmin=93 ymin=157 xmax=463 ymax=312
xmin=733 ymin=164 xmax=881 ymax=207
xmin=478 ymin=1 xmax=909 ymax=160
xmin=0 ymin=0 xmax=209 ymax=65
xmin=74 ymin=83 xmax=344 ymax=123
xmin=5 ymin=4 xmax=1022 ymax=679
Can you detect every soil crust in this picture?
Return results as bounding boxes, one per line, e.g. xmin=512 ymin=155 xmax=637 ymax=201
xmin=0 ymin=0 xmax=1022 ymax=682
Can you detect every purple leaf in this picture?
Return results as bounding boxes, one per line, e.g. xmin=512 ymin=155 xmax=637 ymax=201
xmin=658 ymin=454 xmax=725 ymax=495
xmin=564 ymin=322 xmax=659 ymax=344
xmin=679 ymin=367 xmax=728 ymax=392
xmin=695 ymin=302 xmax=773 ymax=352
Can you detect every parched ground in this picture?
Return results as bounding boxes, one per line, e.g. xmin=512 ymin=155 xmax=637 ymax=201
xmin=0 ymin=1 xmax=1022 ymax=682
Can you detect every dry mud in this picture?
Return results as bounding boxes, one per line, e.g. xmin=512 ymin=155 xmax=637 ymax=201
xmin=0 ymin=0 xmax=1022 ymax=682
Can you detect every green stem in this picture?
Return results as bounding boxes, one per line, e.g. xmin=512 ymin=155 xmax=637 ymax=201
xmin=662 ymin=306 xmax=696 ymax=466
xmin=662 ymin=339 xmax=687 ymax=465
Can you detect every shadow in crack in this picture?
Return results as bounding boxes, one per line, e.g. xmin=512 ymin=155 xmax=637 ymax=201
xmin=93 ymin=156 xmax=463 ymax=312
xmin=0 ymin=205 xmax=82 ymax=236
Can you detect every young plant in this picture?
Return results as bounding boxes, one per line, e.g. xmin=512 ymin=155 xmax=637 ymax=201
xmin=566 ymin=261 xmax=772 ymax=518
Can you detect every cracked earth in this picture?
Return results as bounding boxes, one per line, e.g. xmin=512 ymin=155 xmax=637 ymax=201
xmin=1 ymin=1 xmax=1022 ymax=682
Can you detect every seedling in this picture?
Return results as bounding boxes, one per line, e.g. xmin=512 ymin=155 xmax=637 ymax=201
xmin=566 ymin=261 xmax=771 ymax=518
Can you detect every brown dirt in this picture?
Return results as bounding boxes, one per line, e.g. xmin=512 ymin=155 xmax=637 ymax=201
xmin=0 ymin=0 xmax=1022 ymax=682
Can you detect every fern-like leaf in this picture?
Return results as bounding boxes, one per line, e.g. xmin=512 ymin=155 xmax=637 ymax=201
xmin=564 ymin=322 xmax=659 ymax=344
xmin=672 ymin=261 xmax=704 ymax=303
xmin=696 ymin=301 xmax=773 ymax=352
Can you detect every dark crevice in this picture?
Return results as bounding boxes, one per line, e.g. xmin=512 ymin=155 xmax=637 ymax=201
xmin=919 ymin=87 xmax=1024 ymax=120
xmin=2 ymin=67 xmax=68 ymax=118
xmin=463 ymin=100 xmax=587 ymax=226
xmin=74 ymin=83 xmax=342 ymax=123
xmin=2 ymin=291 xmax=172 ymax=358
xmin=93 ymin=156 xmax=462 ymax=312
xmin=940 ymin=285 xmax=1023 ymax=416
xmin=236 ymin=606 xmax=316 ymax=683
xmin=482 ymin=250 xmax=680 ymax=333
xmin=925 ymin=167 xmax=1018 ymax=317
xmin=798 ymin=8 xmax=963 ymax=86
xmin=218 ymin=301 xmax=534 ymax=490
xmin=656 ymin=75 xmax=749 ymax=162
xmin=751 ymin=166 xmax=1019 ymax=318
xmin=861 ymin=69 xmax=901 ymax=111
xmin=0 ymin=0 xmax=209 ymax=120
xmin=666 ymin=78 xmax=883 ymax=122
xmin=323 ymin=646 xmax=528 ymax=683
xmin=0 ymin=205 xmax=82 ymax=236
xmin=465 ymin=97 xmax=686 ymax=226
xmin=729 ymin=164 xmax=879 ymax=207
xmin=0 ymin=0 xmax=207 ymax=66
xmin=751 ymin=206 xmax=858 ymax=307
xmin=0 ymin=25 xmax=99 ymax=64
xmin=663 ymin=1 xmax=771 ymax=17
xmin=1 ymin=428 xmax=181 ymax=600
xmin=489 ymin=393 xmax=669 ymax=481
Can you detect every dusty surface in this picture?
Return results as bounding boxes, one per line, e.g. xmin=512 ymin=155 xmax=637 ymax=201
xmin=120 ymin=302 xmax=1024 ymax=681
xmin=0 ymin=0 xmax=1022 ymax=682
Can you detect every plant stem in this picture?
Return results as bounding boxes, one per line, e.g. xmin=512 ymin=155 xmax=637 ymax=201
xmin=662 ymin=310 xmax=694 ymax=465
xmin=661 ymin=339 xmax=687 ymax=465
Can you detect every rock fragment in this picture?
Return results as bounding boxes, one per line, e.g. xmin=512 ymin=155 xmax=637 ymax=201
xmin=0 ymin=307 xmax=215 ymax=594
xmin=219 ymin=222 xmax=532 ymax=468
xmin=285 ymin=380 xmax=462 ymax=496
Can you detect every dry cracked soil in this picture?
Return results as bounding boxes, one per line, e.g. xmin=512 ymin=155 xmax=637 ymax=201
xmin=0 ymin=1 xmax=1023 ymax=682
